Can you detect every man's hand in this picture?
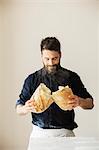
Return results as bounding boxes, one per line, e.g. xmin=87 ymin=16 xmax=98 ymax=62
xmin=67 ymin=95 xmax=94 ymax=109
xmin=16 ymin=99 xmax=37 ymax=115
xmin=67 ymin=95 xmax=80 ymax=109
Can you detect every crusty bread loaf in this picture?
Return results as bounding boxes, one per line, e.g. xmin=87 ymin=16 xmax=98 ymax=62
xmin=31 ymin=83 xmax=53 ymax=113
xmin=52 ymin=85 xmax=74 ymax=110
xmin=31 ymin=83 xmax=74 ymax=112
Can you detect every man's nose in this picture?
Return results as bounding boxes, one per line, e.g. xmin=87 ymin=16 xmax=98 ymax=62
xmin=48 ymin=59 xmax=54 ymax=65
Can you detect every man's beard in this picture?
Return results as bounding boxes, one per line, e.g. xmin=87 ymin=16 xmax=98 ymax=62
xmin=44 ymin=63 xmax=60 ymax=74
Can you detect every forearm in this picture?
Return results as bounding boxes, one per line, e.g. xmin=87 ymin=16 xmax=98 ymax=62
xmin=79 ymin=98 xmax=94 ymax=109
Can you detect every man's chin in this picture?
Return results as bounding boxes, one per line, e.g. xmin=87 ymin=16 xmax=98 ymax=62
xmin=44 ymin=64 xmax=60 ymax=74
xmin=45 ymin=67 xmax=57 ymax=74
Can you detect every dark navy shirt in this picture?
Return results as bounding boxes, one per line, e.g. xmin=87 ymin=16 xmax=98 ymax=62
xmin=16 ymin=66 xmax=93 ymax=130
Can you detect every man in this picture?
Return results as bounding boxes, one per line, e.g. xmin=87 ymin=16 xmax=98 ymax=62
xmin=16 ymin=37 xmax=94 ymax=139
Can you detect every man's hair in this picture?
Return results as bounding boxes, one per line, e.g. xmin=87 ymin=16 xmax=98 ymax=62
xmin=40 ymin=37 xmax=61 ymax=53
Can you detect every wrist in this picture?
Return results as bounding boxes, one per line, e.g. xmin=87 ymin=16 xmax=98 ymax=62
xmin=16 ymin=105 xmax=28 ymax=115
xmin=78 ymin=97 xmax=83 ymax=107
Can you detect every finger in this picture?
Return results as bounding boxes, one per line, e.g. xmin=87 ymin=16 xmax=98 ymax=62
xmin=68 ymin=95 xmax=75 ymax=99
xmin=26 ymin=99 xmax=35 ymax=107
xmin=68 ymin=100 xmax=76 ymax=104
xmin=25 ymin=100 xmax=31 ymax=105
xmin=28 ymin=99 xmax=35 ymax=103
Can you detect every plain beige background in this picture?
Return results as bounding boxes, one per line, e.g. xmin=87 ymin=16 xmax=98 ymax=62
xmin=0 ymin=0 xmax=99 ymax=150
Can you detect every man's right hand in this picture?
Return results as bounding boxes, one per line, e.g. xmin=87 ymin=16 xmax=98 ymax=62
xmin=16 ymin=99 xmax=37 ymax=115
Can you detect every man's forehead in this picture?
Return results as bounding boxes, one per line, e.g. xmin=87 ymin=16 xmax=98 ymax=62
xmin=42 ymin=49 xmax=60 ymax=56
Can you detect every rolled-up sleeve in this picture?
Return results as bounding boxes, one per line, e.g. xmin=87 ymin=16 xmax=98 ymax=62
xmin=16 ymin=75 xmax=33 ymax=106
xmin=70 ymin=72 xmax=93 ymax=99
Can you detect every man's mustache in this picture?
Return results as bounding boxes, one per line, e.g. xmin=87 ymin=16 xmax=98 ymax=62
xmin=47 ymin=65 xmax=57 ymax=67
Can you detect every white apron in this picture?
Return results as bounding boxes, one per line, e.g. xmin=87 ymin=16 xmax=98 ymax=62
xmin=27 ymin=125 xmax=75 ymax=150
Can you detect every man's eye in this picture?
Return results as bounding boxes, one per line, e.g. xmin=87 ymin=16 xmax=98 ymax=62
xmin=46 ymin=58 xmax=49 ymax=61
xmin=53 ymin=57 xmax=57 ymax=60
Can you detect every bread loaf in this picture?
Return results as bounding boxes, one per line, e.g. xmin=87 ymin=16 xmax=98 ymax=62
xmin=31 ymin=83 xmax=74 ymax=112
xmin=52 ymin=85 xmax=74 ymax=110
xmin=31 ymin=83 xmax=53 ymax=113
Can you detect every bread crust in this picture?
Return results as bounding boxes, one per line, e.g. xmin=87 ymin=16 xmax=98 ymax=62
xmin=52 ymin=86 xmax=74 ymax=110
xmin=31 ymin=83 xmax=53 ymax=113
xmin=31 ymin=84 xmax=74 ymax=112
